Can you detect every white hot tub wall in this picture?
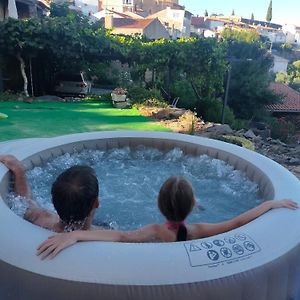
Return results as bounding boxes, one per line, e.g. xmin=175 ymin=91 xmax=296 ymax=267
xmin=0 ymin=131 xmax=300 ymax=300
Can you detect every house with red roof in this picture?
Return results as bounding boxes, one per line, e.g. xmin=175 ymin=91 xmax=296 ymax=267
xmin=268 ymin=82 xmax=300 ymax=113
xmin=267 ymin=82 xmax=300 ymax=130
xmin=104 ymin=14 xmax=169 ymax=39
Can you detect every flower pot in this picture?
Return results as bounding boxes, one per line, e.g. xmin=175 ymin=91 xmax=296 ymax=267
xmin=111 ymin=93 xmax=127 ymax=102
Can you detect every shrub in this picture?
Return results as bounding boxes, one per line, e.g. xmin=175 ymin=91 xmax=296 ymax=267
xmin=170 ymin=80 xmax=198 ymax=109
xmin=270 ymin=117 xmax=296 ymax=143
xmin=217 ymin=135 xmax=255 ymax=151
xmin=178 ymin=111 xmax=198 ymax=135
xmin=99 ymin=93 xmax=112 ymax=101
xmin=0 ymin=91 xmax=20 ymax=101
xmin=140 ymin=98 xmax=168 ymax=108
xmin=200 ymin=98 xmax=236 ymax=125
xmin=83 ymin=95 xmax=102 ymax=101
xmin=127 ymin=86 xmax=162 ymax=103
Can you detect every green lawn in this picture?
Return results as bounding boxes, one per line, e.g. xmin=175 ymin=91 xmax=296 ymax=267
xmin=0 ymin=101 xmax=170 ymax=141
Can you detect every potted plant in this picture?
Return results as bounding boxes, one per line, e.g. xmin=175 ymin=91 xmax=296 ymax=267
xmin=111 ymin=87 xmax=128 ymax=108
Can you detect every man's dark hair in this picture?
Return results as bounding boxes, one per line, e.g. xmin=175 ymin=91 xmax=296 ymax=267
xmin=51 ymin=165 xmax=99 ymax=223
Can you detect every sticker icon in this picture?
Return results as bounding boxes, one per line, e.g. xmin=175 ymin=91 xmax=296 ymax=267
xmin=189 ymin=244 xmax=201 ymax=252
xmin=232 ymin=244 xmax=244 ymax=255
xmin=224 ymin=237 xmax=236 ymax=244
xmin=235 ymin=234 xmax=247 ymax=241
xmin=213 ymin=239 xmax=225 ymax=247
xmin=220 ymin=247 xmax=232 ymax=258
xmin=201 ymin=242 xmax=213 ymax=249
xmin=207 ymin=250 xmax=219 ymax=261
xmin=244 ymin=241 xmax=256 ymax=252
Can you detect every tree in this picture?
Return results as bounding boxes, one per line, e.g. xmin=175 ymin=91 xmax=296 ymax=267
xmin=266 ymin=0 xmax=272 ymax=22
xmin=251 ymin=13 xmax=254 ymax=20
xmin=221 ymin=28 xmax=260 ymax=43
xmin=286 ymin=60 xmax=300 ymax=91
xmin=0 ymin=7 xmax=110 ymax=96
xmin=0 ymin=18 xmax=44 ymax=96
xmin=275 ymin=72 xmax=289 ymax=85
xmin=50 ymin=2 xmax=70 ymax=17
xmin=221 ymin=29 xmax=279 ymax=119
xmin=204 ymin=9 xmax=208 ymax=17
xmin=231 ymin=9 xmax=235 ymax=16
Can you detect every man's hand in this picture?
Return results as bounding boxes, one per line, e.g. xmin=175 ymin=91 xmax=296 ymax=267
xmin=0 ymin=155 xmax=24 ymax=175
xmin=0 ymin=154 xmax=31 ymax=198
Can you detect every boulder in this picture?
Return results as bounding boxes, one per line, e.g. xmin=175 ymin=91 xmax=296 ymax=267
xmin=251 ymin=128 xmax=271 ymax=140
xmin=154 ymin=108 xmax=185 ymax=120
xmin=205 ymin=124 xmax=233 ymax=135
xmin=35 ymin=95 xmax=65 ymax=102
xmin=243 ymin=129 xmax=257 ymax=139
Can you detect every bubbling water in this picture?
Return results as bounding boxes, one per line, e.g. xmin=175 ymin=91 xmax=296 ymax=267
xmin=11 ymin=147 xmax=262 ymax=230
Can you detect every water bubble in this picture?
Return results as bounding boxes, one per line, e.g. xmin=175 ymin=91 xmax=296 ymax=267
xmin=14 ymin=147 xmax=262 ymax=230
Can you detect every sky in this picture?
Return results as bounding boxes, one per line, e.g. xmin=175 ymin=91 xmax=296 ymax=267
xmin=180 ymin=0 xmax=300 ymax=26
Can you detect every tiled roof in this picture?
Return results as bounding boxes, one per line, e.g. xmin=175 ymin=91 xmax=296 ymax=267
xmin=172 ymin=3 xmax=185 ymax=10
xmin=106 ymin=9 xmax=133 ymax=19
xmin=267 ymin=82 xmax=300 ymax=112
xmin=241 ymin=18 xmax=282 ymax=29
xmin=113 ymin=18 xmax=155 ymax=29
xmin=191 ymin=16 xmax=205 ymax=27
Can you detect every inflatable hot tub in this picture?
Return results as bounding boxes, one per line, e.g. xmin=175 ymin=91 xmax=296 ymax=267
xmin=0 ymin=131 xmax=300 ymax=300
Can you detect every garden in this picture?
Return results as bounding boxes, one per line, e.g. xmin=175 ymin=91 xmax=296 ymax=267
xmin=0 ymin=3 xmax=298 ymax=143
xmin=0 ymin=99 xmax=169 ymax=141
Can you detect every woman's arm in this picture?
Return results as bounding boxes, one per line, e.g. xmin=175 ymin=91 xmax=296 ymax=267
xmin=37 ymin=224 xmax=161 ymax=259
xmin=194 ymin=199 xmax=298 ymax=238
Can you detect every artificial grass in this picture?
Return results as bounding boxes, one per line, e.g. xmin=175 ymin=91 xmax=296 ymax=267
xmin=0 ymin=101 xmax=170 ymax=141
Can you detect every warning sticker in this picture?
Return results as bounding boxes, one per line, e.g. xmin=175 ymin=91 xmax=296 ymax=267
xmin=184 ymin=233 xmax=261 ymax=267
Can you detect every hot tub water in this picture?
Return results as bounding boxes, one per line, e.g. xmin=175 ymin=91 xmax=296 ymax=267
xmin=10 ymin=147 xmax=262 ymax=230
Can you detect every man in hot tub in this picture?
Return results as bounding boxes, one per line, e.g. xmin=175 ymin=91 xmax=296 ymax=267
xmin=0 ymin=155 xmax=101 ymax=232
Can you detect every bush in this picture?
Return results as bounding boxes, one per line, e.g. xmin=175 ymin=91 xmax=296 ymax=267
xmin=217 ymin=135 xmax=255 ymax=151
xmin=83 ymin=95 xmax=102 ymax=101
xmin=170 ymin=80 xmax=198 ymax=109
xmin=99 ymin=93 xmax=112 ymax=101
xmin=140 ymin=98 xmax=168 ymax=108
xmin=85 ymin=62 xmax=120 ymax=87
xmin=127 ymin=86 xmax=162 ymax=103
xmin=0 ymin=91 xmax=21 ymax=101
xmin=200 ymin=98 xmax=236 ymax=125
xmin=270 ymin=117 xmax=296 ymax=143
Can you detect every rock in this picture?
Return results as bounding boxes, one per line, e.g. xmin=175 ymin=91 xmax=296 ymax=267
xmin=35 ymin=95 xmax=65 ymax=102
xmin=113 ymin=101 xmax=129 ymax=109
xmin=270 ymin=139 xmax=287 ymax=147
xmin=23 ymin=98 xmax=33 ymax=103
xmin=250 ymin=121 xmax=268 ymax=130
xmin=292 ymin=166 xmax=300 ymax=175
xmin=154 ymin=108 xmax=185 ymax=120
xmin=243 ymin=129 xmax=257 ymax=139
xmin=287 ymin=158 xmax=300 ymax=165
xmin=236 ymin=129 xmax=246 ymax=136
xmin=251 ymin=128 xmax=271 ymax=140
xmin=169 ymin=109 xmax=186 ymax=119
xmin=205 ymin=124 xmax=233 ymax=135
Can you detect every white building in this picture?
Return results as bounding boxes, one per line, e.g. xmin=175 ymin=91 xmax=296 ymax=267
xmin=271 ymin=54 xmax=289 ymax=73
xmin=149 ymin=6 xmax=192 ymax=39
xmin=282 ymin=24 xmax=300 ymax=45
xmin=256 ymin=25 xmax=287 ymax=44
xmin=98 ymin=0 xmax=179 ymax=15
